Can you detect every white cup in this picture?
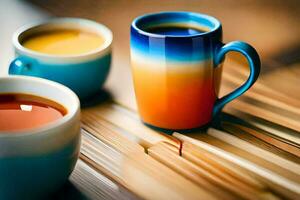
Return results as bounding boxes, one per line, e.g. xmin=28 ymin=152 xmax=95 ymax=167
xmin=0 ymin=75 xmax=81 ymax=199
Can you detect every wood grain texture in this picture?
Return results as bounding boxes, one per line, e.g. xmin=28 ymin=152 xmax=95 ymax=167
xmin=70 ymin=160 xmax=140 ymax=200
xmin=80 ymin=130 xmax=217 ymax=200
xmin=184 ymin=133 xmax=300 ymax=183
xmin=82 ymin=102 xmax=182 ymax=149
xmin=222 ymin=121 xmax=300 ymax=159
xmin=148 ymin=143 xmax=273 ymax=200
xmin=207 ymin=129 xmax=300 ymax=177
xmin=174 ymin=132 xmax=300 ymax=199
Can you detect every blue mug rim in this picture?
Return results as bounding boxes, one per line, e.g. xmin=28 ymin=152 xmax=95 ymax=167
xmin=131 ymin=11 xmax=221 ymax=38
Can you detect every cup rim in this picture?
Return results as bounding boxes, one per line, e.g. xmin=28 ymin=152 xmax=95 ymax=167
xmin=13 ymin=17 xmax=113 ymax=63
xmin=0 ymin=76 xmax=80 ymax=137
xmin=131 ymin=11 xmax=221 ymax=38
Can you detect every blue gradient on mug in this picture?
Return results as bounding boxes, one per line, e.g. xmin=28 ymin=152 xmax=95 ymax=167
xmin=131 ymin=12 xmax=222 ymax=63
xmin=130 ymin=12 xmax=260 ymax=130
xmin=131 ymin=12 xmax=223 ymax=130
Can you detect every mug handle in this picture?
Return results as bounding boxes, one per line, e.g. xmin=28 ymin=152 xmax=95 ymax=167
xmin=9 ymin=57 xmax=38 ymax=76
xmin=213 ymin=41 xmax=261 ymax=117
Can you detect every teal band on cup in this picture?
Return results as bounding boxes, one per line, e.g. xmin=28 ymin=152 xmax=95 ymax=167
xmin=9 ymin=18 xmax=113 ymax=100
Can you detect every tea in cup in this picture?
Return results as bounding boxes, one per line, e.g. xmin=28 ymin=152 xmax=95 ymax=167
xmin=0 ymin=76 xmax=81 ymax=199
xmin=0 ymin=93 xmax=66 ymax=131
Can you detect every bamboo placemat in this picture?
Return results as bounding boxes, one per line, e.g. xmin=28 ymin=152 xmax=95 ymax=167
xmin=77 ymin=57 xmax=300 ymax=200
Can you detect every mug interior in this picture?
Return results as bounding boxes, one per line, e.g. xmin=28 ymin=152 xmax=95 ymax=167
xmin=132 ymin=11 xmax=221 ymax=37
xmin=0 ymin=76 xmax=79 ymax=135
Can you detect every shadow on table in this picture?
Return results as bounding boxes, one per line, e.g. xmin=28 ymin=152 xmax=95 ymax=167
xmin=81 ymin=89 xmax=113 ymax=108
xmin=262 ymin=43 xmax=300 ymax=74
xmin=48 ymin=181 xmax=90 ymax=200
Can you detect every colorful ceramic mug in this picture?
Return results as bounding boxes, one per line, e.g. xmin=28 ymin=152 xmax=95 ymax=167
xmin=0 ymin=76 xmax=81 ymax=199
xmin=131 ymin=12 xmax=260 ymax=131
xmin=9 ymin=18 xmax=112 ymax=100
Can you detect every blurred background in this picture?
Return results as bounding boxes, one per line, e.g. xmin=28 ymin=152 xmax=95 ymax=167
xmin=0 ymin=0 xmax=299 ymax=107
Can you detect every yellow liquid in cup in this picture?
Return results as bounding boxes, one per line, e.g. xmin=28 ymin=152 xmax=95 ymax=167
xmin=22 ymin=30 xmax=105 ymax=55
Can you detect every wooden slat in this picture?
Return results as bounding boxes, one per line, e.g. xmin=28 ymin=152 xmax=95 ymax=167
xmin=80 ymin=130 xmax=217 ymax=200
xmin=83 ymin=102 xmax=181 ymax=150
xmin=181 ymin=142 xmax=265 ymax=191
xmin=222 ymin=92 xmax=300 ymax=132
xmin=173 ymin=132 xmax=300 ymax=199
xmin=223 ymin=76 xmax=300 ymax=116
xmin=207 ymin=129 xmax=300 ymax=176
xmin=222 ymin=58 xmax=300 ymax=109
xmin=222 ymin=121 xmax=300 ymax=159
xmin=186 ymin=132 xmax=300 ymax=183
xmin=148 ymin=142 xmax=275 ymax=200
xmin=148 ymin=144 xmax=237 ymax=200
xmin=80 ymin=130 xmax=126 ymax=184
xmin=69 ymin=160 xmax=140 ymax=200
xmin=82 ymin=114 xmax=145 ymax=155
xmin=223 ymin=110 xmax=300 ymax=146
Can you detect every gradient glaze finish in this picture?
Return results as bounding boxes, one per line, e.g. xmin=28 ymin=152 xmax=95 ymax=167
xmin=131 ymin=12 xmax=260 ymax=130
xmin=131 ymin=12 xmax=222 ymax=129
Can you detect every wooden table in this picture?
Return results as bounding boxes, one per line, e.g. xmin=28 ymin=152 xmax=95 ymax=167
xmin=1 ymin=1 xmax=299 ymax=199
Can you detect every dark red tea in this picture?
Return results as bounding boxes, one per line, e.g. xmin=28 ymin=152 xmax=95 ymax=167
xmin=0 ymin=93 xmax=67 ymax=132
